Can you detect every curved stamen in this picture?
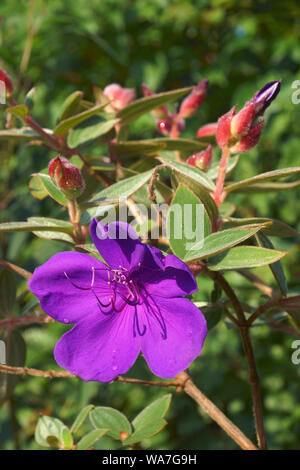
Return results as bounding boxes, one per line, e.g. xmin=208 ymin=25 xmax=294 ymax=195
xmin=133 ymin=306 xmax=146 ymax=337
xmin=64 ymin=267 xmax=95 ymax=290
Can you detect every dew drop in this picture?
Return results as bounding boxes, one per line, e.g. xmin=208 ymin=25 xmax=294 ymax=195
xmin=112 ymin=365 xmax=118 ymax=371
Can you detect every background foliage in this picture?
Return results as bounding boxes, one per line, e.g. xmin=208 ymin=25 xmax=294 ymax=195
xmin=0 ymin=0 xmax=300 ymax=450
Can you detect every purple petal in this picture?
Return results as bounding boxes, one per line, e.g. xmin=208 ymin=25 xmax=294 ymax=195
xmin=28 ymin=251 xmax=111 ymax=324
xmin=254 ymin=80 xmax=281 ymax=115
xmin=139 ymin=252 xmax=198 ymax=297
xmin=90 ymin=219 xmax=145 ymax=270
xmin=140 ymin=296 xmax=207 ymax=378
xmin=54 ymin=305 xmax=141 ymax=382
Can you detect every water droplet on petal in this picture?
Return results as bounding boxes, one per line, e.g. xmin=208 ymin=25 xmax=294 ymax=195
xmin=112 ymin=365 xmax=118 ymax=371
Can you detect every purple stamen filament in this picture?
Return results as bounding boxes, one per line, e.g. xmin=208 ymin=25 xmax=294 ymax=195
xmin=64 ymin=263 xmax=167 ymax=339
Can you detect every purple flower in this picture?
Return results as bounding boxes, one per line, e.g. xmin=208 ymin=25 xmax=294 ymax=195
xmin=28 ymin=219 xmax=207 ymax=382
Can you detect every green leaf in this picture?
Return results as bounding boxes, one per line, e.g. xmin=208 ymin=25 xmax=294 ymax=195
xmin=35 ymin=416 xmax=68 ymax=449
xmin=0 ymin=330 xmax=26 ymax=401
xmin=70 ymin=405 xmax=94 ymax=434
xmin=114 ymin=138 xmax=207 ymax=156
xmin=219 ymin=202 xmax=236 ymax=218
xmin=0 ymin=218 xmax=73 ymax=233
xmin=202 ymin=306 xmax=223 ymax=330
xmin=53 ymin=103 xmax=109 ymax=136
xmin=123 ymin=394 xmax=172 ymax=446
xmin=184 ymin=225 xmax=265 ymax=262
xmin=159 ymin=157 xmax=216 ymax=192
xmin=256 ymin=233 xmax=288 ymax=296
xmin=223 ymin=181 xmax=300 ymax=194
xmin=6 ymin=104 xmax=28 ymax=119
xmin=90 ymin=407 xmax=132 ymax=440
xmin=223 ymin=217 xmax=298 ymax=238
xmin=174 ymin=173 xmax=219 ymax=223
xmin=207 ymin=246 xmax=286 ymax=270
xmin=225 ymin=167 xmax=300 ymax=193
xmin=67 ymin=116 xmax=119 ymax=148
xmin=82 ymin=170 xmax=153 ymax=223
xmin=32 ymin=174 xmax=68 ymax=206
xmin=61 ymin=427 xmax=74 ymax=450
xmin=112 ymin=141 xmax=166 ymax=156
xmin=123 ymin=419 xmax=166 ymax=446
xmin=116 ymin=86 xmax=193 ymax=124
xmin=0 ymin=269 xmax=17 ymax=316
xmin=29 ymin=174 xmax=48 ymax=200
xmin=168 ymin=184 xmax=210 ymax=259
xmin=0 ymin=128 xmax=40 ymax=141
xmin=132 ymin=394 xmax=172 ymax=430
xmin=57 ymin=90 xmax=84 ymax=122
xmin=76 ymin=428 xmax=108 ymax=450
xmin=25 ymin=87 xmax=36 ymax=111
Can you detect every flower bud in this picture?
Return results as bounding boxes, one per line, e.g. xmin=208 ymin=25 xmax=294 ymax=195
xmin=0 ymin=68 xmax=13 ymax=101
xmin=187 ymin=145 xmax=212 ymax=171
xmin=253 ymin=80 xmax=281 ymax=117
xmin=178 ymin=79 xmax=209 ymax=119
xmin=103 ymin=83 xmax=136 ymax=112
xmin=230 ymin=103 xmax=255 ymax=138
xmin=157 ymin=119 xmax=172 ymax=135
xmin=141 ymin=84 xmax=169 ymax=119
xmin=230 ymin=121 xmax=264 ymax=153
xmin=48 ymin=156 xmax=85 ymax=200
xmin=216 ymin=80 xmax=280 ymax=153
xmin=196 ymin=122 xmax=217 ymax=138
xmin=216 ymin=106 xmax=236 ymax=149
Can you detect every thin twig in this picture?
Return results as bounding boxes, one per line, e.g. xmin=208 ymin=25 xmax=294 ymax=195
xmin=248 ymin=297 xmax=281 ymax=325
xmin=176 ymin=371 xmax=258 ymax=450
xmin=268 ymin=321 xmax=300 ymax=338
xmin=0 ymin=365 xmax=257 ymax=450
xmin=203 ymin=266 xmax=267 ymax=449
xmin=0 ymin=260 xmax=32 ymax=280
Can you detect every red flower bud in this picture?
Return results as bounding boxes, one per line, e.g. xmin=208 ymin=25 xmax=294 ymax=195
xmin=103 ymin=83 xmax=136 ymax=112
xmin=178 ymin=79 xmax=209 ymax=119
xmin=216 ymin=106 xmax=236 ymax=149
xmin=157 ymin=119 xmax=172 ymax=135
xmin=187 ymin=145 xmax=213 ymax=171
xmin=48 ymin=156 xmax=85 ymax=199
xmin=230 ymin=121 xmax=264 ymax=153
xmin=230 ymin=103 xmax=255 ymax=138
xmin=196 ymin=122 xmax=217 ymax=138
xmin=0 ymin=68 xmax=13 ymax=100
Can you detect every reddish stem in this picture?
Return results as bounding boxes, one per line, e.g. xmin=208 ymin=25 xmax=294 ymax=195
xmin=213 ymin=147 xmax=230 ymax=207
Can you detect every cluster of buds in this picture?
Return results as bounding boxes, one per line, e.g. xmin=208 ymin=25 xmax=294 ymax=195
xmin=0 ymin=68 xmax=13 ymax=102
xmin=48 ymin=156 xmax=85 ymax=200
xmin=103 ymin=83 xmax=136 ymax=113
xmin=215 ymin=81 xmax=281 ymax=153
xmin=187 ymin=145 xmax=213 ymax=171
xmin=142 ymin=79 xmax=208 ymax=137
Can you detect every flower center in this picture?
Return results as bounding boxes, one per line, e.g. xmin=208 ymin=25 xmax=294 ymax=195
xmin=64 ymin=262 xmax=167 ymax=340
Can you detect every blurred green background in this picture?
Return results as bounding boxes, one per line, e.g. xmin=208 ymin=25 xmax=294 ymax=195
xmin=0 ymin=0 xmax=300 ymax=450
